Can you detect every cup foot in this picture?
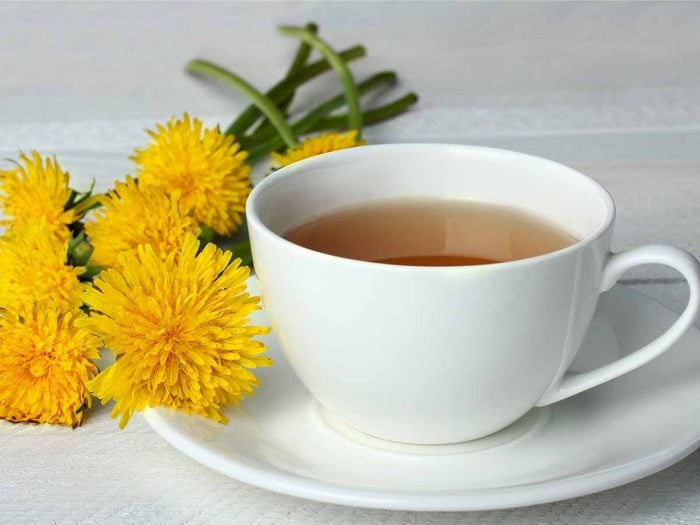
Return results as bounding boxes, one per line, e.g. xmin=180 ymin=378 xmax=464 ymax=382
xmin=315 ymin=403 xmax=550 ymax=456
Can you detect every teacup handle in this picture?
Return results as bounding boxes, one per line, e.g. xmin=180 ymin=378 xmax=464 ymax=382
xmin=537 ymin=245 xmax=700 ymax=406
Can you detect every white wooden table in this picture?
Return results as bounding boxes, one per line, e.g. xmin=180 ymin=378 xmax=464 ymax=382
xmin=1 ymin=3 xmax=699 ymax=523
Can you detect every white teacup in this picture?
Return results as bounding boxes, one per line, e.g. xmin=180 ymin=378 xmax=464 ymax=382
xmin=247 ymin=144 xmax=700 ymax=445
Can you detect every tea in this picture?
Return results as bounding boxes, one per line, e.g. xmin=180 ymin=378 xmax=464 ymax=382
xmin=283 ymin=197 xmax=578 ymax=266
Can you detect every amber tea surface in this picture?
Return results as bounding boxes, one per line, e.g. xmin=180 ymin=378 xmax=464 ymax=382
xmin=283 ymin=197 xmax=578 ymax=266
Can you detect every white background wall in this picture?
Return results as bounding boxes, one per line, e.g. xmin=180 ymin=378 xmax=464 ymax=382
xmin=2 ymin=1 xmax=700 ymax=161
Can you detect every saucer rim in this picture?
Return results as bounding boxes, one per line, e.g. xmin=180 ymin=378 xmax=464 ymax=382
xmin=144 ymin=405 xmax=699 ymax=511
xmin=143 ymin=285 xmax=700 ymax=511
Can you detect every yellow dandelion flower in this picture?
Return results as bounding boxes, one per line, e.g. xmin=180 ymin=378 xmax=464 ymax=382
xmin=271 ymin=130 xmax=366 ymax=168
xmin=0 ymin=151 xmax=82 ymax=240
xmin=0 ymin=305 xmax=101 ymax=427
xmin=132 ymin=114 xmax=251 ymax=236
xmin=85 ymin=177 xmax=199 ymax=270
xmin=84 ymin=234 xmax=271 ymax=428
xmin=0 ymin=220 xmax=85 ymax=316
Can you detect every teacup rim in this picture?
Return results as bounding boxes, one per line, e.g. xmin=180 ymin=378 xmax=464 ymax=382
xmin=246 ymin=143 xmax=616 ymax=271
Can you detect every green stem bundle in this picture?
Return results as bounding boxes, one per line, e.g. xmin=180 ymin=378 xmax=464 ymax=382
xmin=188 ymin=21 xmax=418 ymax=165
xmin=187 ymin=59 xmax=299 ymax=148
xmin=220 ymin=45 xmax=366 ymax=136
xmin=279 ymin=25 xmax=363 ymax=137
xmin=247 ymin=92 xmax=418 ymax=162
xmin=241 ymin=71 xmax=396 ymax=150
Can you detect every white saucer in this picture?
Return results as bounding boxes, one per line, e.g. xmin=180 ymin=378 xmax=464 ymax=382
xmin=144 ymin=278 xmax=700 ymax=511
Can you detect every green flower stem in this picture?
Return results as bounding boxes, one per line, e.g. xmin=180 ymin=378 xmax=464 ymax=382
xmin=246 ymin=92 xmax=417 ymax=163
xmin=288 ymin=22 xmax=318 ymax=76
xmin=244 ymin=72 xmax=395 ymax=159
xmin=242 ymin=71 xmax=396 ymax=149
xmin=220 ymin=45 xmax=366 ymax=136
xmin=253 ymin=22 xmax=318 ymax=136
xmin=187 ymin=59 xmax=298 ymax=148
xmin=310 ymin=92 xmax=418 ymax=132
xmin=279 ymin=25 xmax=363 ymax=137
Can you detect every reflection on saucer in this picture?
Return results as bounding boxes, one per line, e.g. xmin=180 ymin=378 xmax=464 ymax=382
xmin=316 ymin=403 xmax=550 ymax=455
